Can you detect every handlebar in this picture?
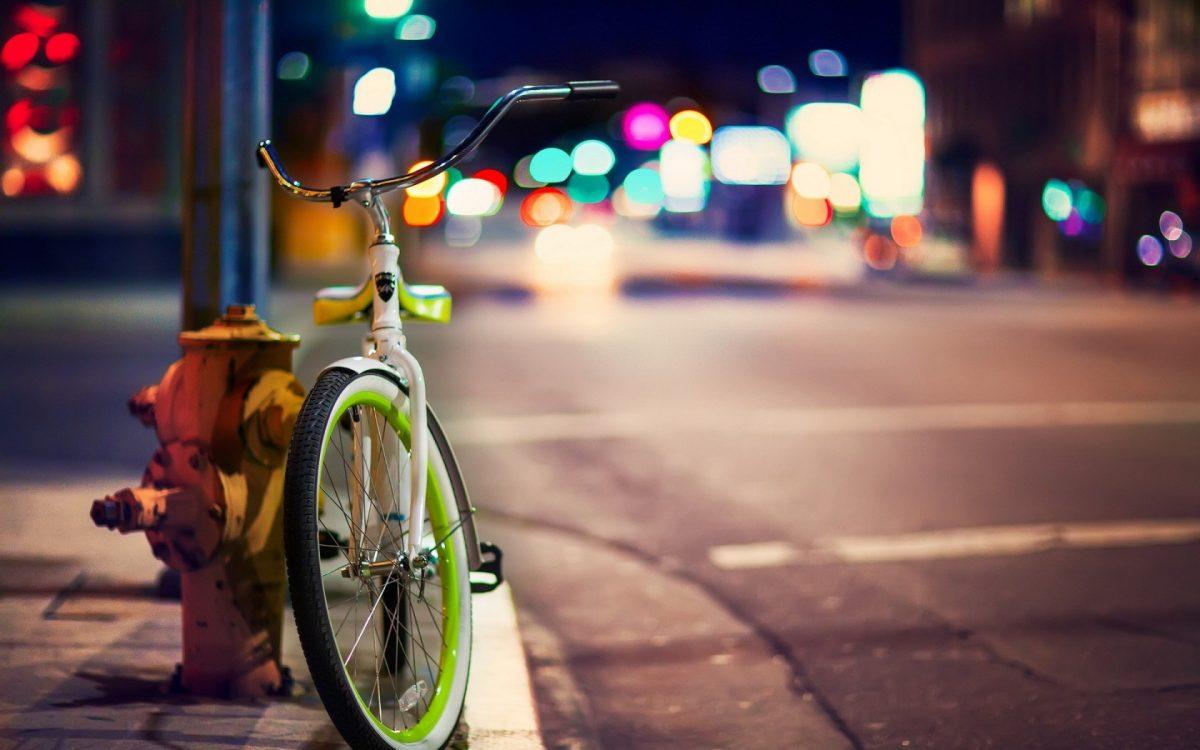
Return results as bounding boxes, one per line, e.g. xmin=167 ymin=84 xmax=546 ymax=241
xmin=256 ymin=80 xmax=619 ymax=207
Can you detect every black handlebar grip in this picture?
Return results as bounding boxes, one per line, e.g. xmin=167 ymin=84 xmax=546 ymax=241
xmin=566 ymin=80 xmax=620 ymax=101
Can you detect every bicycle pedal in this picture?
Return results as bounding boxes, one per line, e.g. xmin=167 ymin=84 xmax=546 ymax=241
xmin=469 ymin=541 xmax=504 ymax=594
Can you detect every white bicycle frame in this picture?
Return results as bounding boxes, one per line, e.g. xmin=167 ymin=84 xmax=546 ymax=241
xmin=347 ymin=199 xmax=429 ymax=563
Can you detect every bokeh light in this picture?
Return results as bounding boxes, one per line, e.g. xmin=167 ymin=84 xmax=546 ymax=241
xmin=352 ymin=67 xmax=396 ymax=116
xmin=829 ymin=173 xmax=862 ymax=212
xmin=1169 ymin=231 xmax=1192 ymax=259
xmin=1061 ymin=209 xmax=1084 ymax=237
xmin=44 ymin=33 xmax=79 ymax=64
xmin=2 ymin=167 xmax=24 ymax=197
xmin=45 ymin=153 xmax=80 ymax=193
xmin=809 ymin=49 xmax=847 ymax=77
xmin=1159 ymin=210 xmax=1184 ymax=241
xmin=364 ymin=0 xmax=413 ymax=19
xmin=1 ymin=33 xmax=38 ymax=71
xmin=1137 ymin=234 xmax=1164 ymax=266
xmin=276 ymin=51 xmax=311 ymax=81
xmin=12 ymin=126 xmax=68 ymax=163
xmin=757 ymin=64 xmax=796 ymax=94
xmin=668 ymin=110 xmax=713 ymax=145
xmin=623 ymin=167 xmax=664 ymax=205
xmin=790 ymin=162 xmax=831 ymax=199
xmin=863 ymin=233 xmax=898 ymax=270
xmin=787 ymin=103 xmax=864 ymax=174
xmin=513 ymin=155 xmax=543 ymax=189
xmin=404 ymin=160 xmax=447 ymax=198
xmin=520 ymin=187 xmax=572 ymax=227
xmin=660 ymin=138 xmax=709 ymax=212
xmin=1042 ymin=179 xmax=1072 ymax=221
xmin=622 ymin=102 xmax=670 ymax=151
xmin=789 ymin=195 xmax=833 ymax=227
xmin=890 ymin=215 xmax=923 ymax=247
xmin=859 ymin=70 xmax=925 ymax=217
xmin=612 ymin=186 xmax=662 ymax=219
xmin=445 ymin=177 xmax=501 ymax=216
xmin=529 ymin=147 xmax=571 ymax=183
xmin=571 ymin=140 xmax=616 ymax=176
xmin=403 ymin=195 xmax=443 ymax=227
xmin=567 ymin=173 xmax=609 ymax=204
xmin=1075 ymin=188 xmax=1106 ymax=223
xmin=711 ymin=127 xmax=790 ymax=186
xmin=396 ymin=14 xmax=435 ymax=40
xmin=474 ymin=168 xmax=508 ymax=196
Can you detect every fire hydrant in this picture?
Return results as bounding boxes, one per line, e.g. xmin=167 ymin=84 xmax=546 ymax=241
xmin=91 ymin=304 xmax=304 ymax=699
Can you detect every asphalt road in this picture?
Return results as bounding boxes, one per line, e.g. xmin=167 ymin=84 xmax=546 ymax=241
xmin=4 ymin=278 xmax=1200 ymax=748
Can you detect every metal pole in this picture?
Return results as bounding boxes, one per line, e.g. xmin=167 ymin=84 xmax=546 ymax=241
xmin=181 ymin=0 xmax=270 ymax=330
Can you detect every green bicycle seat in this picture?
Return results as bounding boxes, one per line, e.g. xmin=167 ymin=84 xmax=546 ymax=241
xmin=313 ymin=281 xmax=452 ymax=325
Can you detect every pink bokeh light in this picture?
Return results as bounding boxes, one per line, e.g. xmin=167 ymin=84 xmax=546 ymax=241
xmin=622 ymin=102 xmax=670 ymax=151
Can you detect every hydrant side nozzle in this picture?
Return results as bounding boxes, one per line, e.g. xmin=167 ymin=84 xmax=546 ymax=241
xmin=90 ymin=496 xmax=127 ymax=530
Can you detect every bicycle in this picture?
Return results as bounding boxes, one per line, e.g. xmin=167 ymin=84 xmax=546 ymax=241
xmin=257 ymin=80 xmax=619 ymax=750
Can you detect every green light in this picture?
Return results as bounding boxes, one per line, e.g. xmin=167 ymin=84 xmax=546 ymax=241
xmin=622 ymin=168 xmax=663 ymax=204
xmin=567 ymin=173 xmax=609 ymax=204
xmin=444 ymin=167 xmax=463 ymax=190
xmin=396 ymin=14 xmax=435 ymax=40
xmin=571 ymin=139 xmax=616 ymax=176
xmin=1041 ymin=179 xmax=1072 ymax=222
xmin=1075 ymin=188 xmax=1106 ymax=224
xmin=276 ymin=51 xmax=310 ymax=81
xmin=529 ymin=148 xmax=571 ymax=184
xmin=364 ymin=0 xmax=412 ymax=19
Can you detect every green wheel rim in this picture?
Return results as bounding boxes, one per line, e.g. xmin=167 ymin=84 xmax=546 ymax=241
xmin=318 ymin=389 xmax=463 ymax=744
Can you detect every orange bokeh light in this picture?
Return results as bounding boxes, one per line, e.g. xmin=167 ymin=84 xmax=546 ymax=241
xmin=790 ymin=194 xmax=832 ymax=227
xmin=520 ymin=187 xmax=572 ymax=227
xmin=403 ymin=195 xmax=443 ymax=227
xmin=863 ymin=233 xmax=898 ymax=270
xmin=890 ymin=215 xmax=923 ymax=248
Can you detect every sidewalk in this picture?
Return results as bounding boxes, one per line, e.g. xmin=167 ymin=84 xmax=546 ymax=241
xmin=0 ymin=472 xmax=543 ymax=749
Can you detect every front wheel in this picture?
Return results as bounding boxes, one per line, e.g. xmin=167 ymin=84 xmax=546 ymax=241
xmin=284 ymin=368 xmax=472 ymax=750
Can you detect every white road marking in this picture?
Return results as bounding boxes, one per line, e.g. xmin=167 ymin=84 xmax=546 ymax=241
xmin=466 ymin=581 xmax=546 ymax=749
xmin=449 ymin=400 xmax=1200 ymax=446
xmin=708 ymin=518 xmax=1200 ymax=569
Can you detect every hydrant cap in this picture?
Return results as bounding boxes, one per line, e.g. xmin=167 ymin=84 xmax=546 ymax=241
xmin=179 ymin=304 xmax=300 ymax=347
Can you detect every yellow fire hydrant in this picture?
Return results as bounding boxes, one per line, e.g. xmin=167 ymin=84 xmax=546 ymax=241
xmin=91 ymin=304 xmax=303 ymax=699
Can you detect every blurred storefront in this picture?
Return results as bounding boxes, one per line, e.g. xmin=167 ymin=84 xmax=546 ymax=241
xmin=907 ymin=0 xmax=1199 ymax=281
xmin=0 ymin=0 xmax=184 ymax=280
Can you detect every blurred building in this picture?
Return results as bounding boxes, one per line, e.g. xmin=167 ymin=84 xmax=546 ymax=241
xmin=907 ymin=0 xmax=1200 ymax=279
xmin=0 ymin=0 xmax=184 ymax=280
